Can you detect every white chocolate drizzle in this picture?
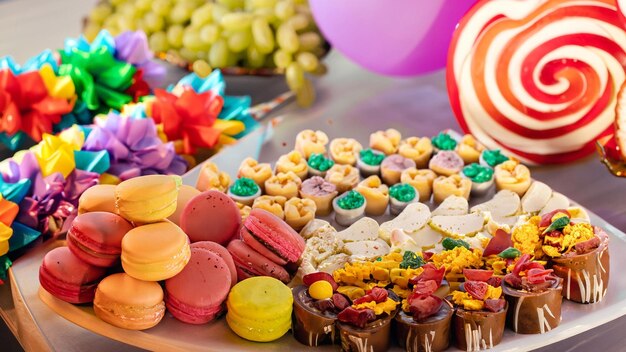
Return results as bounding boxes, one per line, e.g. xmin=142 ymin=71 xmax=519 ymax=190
xmin=537 ymin=304 xmax=555 ymax=334
xmin=424 ymin=330 xmax=436 ymax=352
xmin=464 ymin=324 xmax=493 ymax=351
xmin=513 ymin=296 xmax=524 ymax=332
xmin=348 ymin=335 xmax=373 ymax=352
xmin=566 ymin=268 xmax=571 ymax=300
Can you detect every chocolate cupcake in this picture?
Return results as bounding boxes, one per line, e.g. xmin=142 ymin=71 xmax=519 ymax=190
xmin=452 ymin=303 xmax=507 ymax=351
xmin=292 ymin=285 xmax=340 ymax=347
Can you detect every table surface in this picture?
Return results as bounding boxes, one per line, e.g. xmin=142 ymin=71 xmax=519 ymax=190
xmin=2 ymin=0 xmax=626 ymax=351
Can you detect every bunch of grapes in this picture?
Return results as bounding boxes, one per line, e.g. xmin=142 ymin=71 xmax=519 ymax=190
xmin=86 ymin=0 xmax=327 ymax=106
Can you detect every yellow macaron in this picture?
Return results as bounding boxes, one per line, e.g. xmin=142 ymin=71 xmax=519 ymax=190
xmin=121 ymin=221 xmax=190 ymax=281
xmin=226 ymin=276 xmax=293 ymax=342
xmin=78 ymin=184 xmax=117 ymax=215
xmin=115 ymin=175 xmax=181 ymax=223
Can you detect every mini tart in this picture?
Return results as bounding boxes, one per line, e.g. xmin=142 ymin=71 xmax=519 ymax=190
xmin=337 ymin=312 xmax=395 ymax=352
xmin=307 ymin=153 xmax=335 ymax=178
xmin=380 ymin=154 xmax=416 ymax=185
xmin=196 ymin=162 xmax=231 ymax=192
xmin=503 ymin=277 xmax=563 ymax=334
xmin=370 ymin=128 xmax=402 ymax=155
xmin=284 ymin=197 xmax=317 ymax=231
xmin=456 ymin=134 xmax=485 ymax=164
xmin=276 ymin=150 xmax=308 ymax=180
xmin=356 ymin=148 xmax=385 ymax=177
xmin=388 ymin=183 xmax=418 ymax=216
xmin=431 ymin=132 xmax=458 ymax=152
xmin=452 ymin=303 xmax=508 ymax=351
xmin=237 ymin=158 xmax=272 ymax=191
xmin=480 ymin=149 xmax=510 ymax=168
xmin=398 ymin=136 xmax=433 ymax=169
xmin=494 ymin=160 xmax=531 ymax=196
xmin=252 ymin=195 xmax=287 ymax=219
xmin=329 ymin=138 xmax=363 ymax=165
xmin=355 ymin=176 xmax=390 ymax=216
xmin=461 ymin=163 xmax=494 ymax=195
xmin=332 ymin=190 xmax=366 ymax=227
xmin=325 ymin=164 xmax=360 ymax=194
xmin=265 ymin=171 xmax=302 ymax=199
xmin=432 ymin=175 xmax=471 ymax=204
xmin=395 ymin=301 xmax=453 ymax=352
xmin=295 ymin=129 xmax=329 ymax=159
xmin=228 ymin=178 xmax=262 ymax=206
xmin=429 ymin=151 xmax=464 ymax=176
xmin=401 ymin=168 xmax=437 ymax=202
xmin=292 ymin=285 xmax=338 ymax=347
xmin=300 ymin=176 xmax=338 ymax=216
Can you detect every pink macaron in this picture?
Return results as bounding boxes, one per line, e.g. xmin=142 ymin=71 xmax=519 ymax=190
xmin=227 ymin=239 xmax=290 ymax=283
xmin=165 ymin=247 xmax=231 ymax=324
xmin=39 ymin=247 xmax=107 ymax=304
xmin=180 ymin=190 xmax=241 ymax=245
xmin=191 ymin=241 xmax=237 ymax=287
xmin=67 ymin=212 xmax=134 ymax=267
xmin=241 ymin=208 xmax=305 ymax=264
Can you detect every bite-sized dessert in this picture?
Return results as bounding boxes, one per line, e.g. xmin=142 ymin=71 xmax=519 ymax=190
xmin=77 ymin=184 xmax=117 ymax=214
xmin=329 ymin=138 xmax=363 ymax=165
xmin=333 ymin=190 xmax=367 ymax=227
xmin=307 ymin=153 xmax=335 ymax=177
xmin=432 ymin=174 xmax=472 ymax=204
xmin=479 ymin=149 xmax=509 ymax=168
xmin=39 ymin=247 xmax=106 ymax=304
xmin=121 ymin=221 xmax=191 ymax=281
xmin=229 ymin=209 xmax=305 ymax=283
xmin=355 ymin=176 xmax=390 ymax=216
xmin=295 ymin=129 xmax=329 ymax=159
xmin=494 ymin=160 xmax=531 ymax=196
xmin=380 ymin=203 xmax=431 ymax=243
xmin=180 ymin=190 xmax=241 ymax=245
xmin=192 ymin=241 xmax=237 ymax=287
xmin=388 ymin=183 xmax=418 ymax=216
xmin=503 ymin=254 xmax=563 ymax=334
xmin=237 ymin=157 xmax=272 ymax=191
xmin=461 ymin=163 xmax=494 ymax=195
xmin=395 ymin=264 xmax=452 ymax=352
xmin=325 ymin=164 xmax=360 ymax=193
xmin=252 ymin=195 xmax=287 ymax=219
xmin=228 ymin=177 xmax=262 ymax=206
xmin=537 ymin=210 xmax=610 ymax=304
xmin=456 ymin=134 xmax=485 ymax=164
xmin=167 ymin=185 xmax=201 ymax=226
xmin=94 ymin=273 xmax=165 ymax=330
xmin=196 ymin=161 xmax=232 ymax=193
xmin=430 ymin=244 xmax=483 ymax=291
xmin=284 ymin=197 xmax=317 ymax=231
xmin=429 ymin=151 xmax=464 ymax=177
xmin=398 ymin=136 xmax=433 ymax=168
xmin=356 ymin=148 xmax=386 ymax=176
xmin=431 ymin=132 xmax=457 ymax=152
xmin=226 ymin=276 xmax=293 ymax=342
xmin=451 ymin=271 xmax=508 ymax=351
xmin=520 ymin=181 xmax=552 ymax=214
xmin=66 ymin=212 xmax=134 ymax=267
xmin=300 ymin=176 xmax=338 ymax=216
xmin=292 ymin=272 xmax=345 ymax=347
xmin=276 ymin=150 xmax=308 ymax=180
xmin=115 ymin=175 xmax=182 ymax=223
xmin=370 ymin=128 xmax=402 ymax=155
xmin=265 ymin=171 xmax=302 ymax=199
xmin=165 ymin=242 xmax=232 ymax=324
xmin=381 ymin=154 xmax=416 ymax=185
xmin=401 ymin=168 xmax=437 ymax=202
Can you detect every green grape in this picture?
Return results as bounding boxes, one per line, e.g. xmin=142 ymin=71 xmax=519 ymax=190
xmin=200 ymin=24 xmax=221 ymax=45
xmin=274 ymin=0 xmax=295 ymax=20
xmin=143 ymin=12 xmax=165 ymax=33
xmin=212 ymin=3 xmax=230 ymax=23
xmin=298 ymin=32 xmax=321 ymax=52
xmin=192 ymin=60 xmax=213 ymax=77
xmin=149 ymin=31 xmax=169 ymax=53
xmin=190 ymin=3 xmax=213 ymax=27
xmin=183 ymin=27 xmax=204 ymax=51
xmin=179 ymin=47 xmax=199 ymax=62
xmin=135 ymin=0 xmax=153 ymax=11
xmin=102 ymin=15 xmax=120 ymax=34
xmin=118 ymin=3 xmax=140 ymax=19
xmin=218 ymin=0 xmax=245 ymax=9
xmin=246 ymin=46 xmax=266 ymax=68
xmin=209 ymin=39 xmax=230 ymax=67
xmin=251 ymin=18 xmax=274 ymax=54
xmin=89 ymin=4 xmax=112 ymax=24
xmin=110 ymin=0 xmax=127 ymax=6
xmin=295 ymin=77 xmax=315 ymax=108
xmin=273 ymin=49 xmax=292 ymax=69
xmin=295 ymin=4 xmax=312 ymax=16
xmin=253 ymin=8 xmax=277 ymax=24
xmin=296 ymin=52 xmax=318 ymax=72
xmin=152 ymin=0 xmax=171 ymax=16
xmin=117 ymin=16 xmax=135 ymax=31
xmin=277 ymin=24 xmax=299 ymax=53
xmin=227 ymin=30 xmax=252 ymax=53
xmin=287 ymin=13 xmax=309 ymax=31
xmin=285 ymin=62 xmax=304 ymax=90
xmin=167 ymin=25 xmax=185 ymax=48
xmin=220 ymin=13 xmax=254 ymax=30
xmin=169 ymin=3 xmax=193 ymax=25
xmin=246 ymin=0 xmax=278 ymax=10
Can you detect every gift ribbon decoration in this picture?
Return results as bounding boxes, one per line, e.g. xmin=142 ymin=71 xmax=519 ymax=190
xmin=0 ymin=49 xmax=59 ymax=75
xmin=114 ymin=31 xmax=166 ymax=88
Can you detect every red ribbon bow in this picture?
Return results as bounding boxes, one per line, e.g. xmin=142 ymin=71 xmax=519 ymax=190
xmin=151 ymin=87 xmax=224 ymax=155
xmin=0 ymin=69 xmax=74 ymax=142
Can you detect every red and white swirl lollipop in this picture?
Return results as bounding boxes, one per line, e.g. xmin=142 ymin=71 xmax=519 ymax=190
xmin=447 ymin=0 xmax=626 ymax=164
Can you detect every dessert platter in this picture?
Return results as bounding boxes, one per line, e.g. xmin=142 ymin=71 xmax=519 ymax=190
xmin=27 ymin=128 xmax=626 ymax=352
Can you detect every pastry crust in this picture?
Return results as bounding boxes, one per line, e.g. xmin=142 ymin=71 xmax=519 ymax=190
xmin=456 ymin=134 xmax=485 ymax=164
xmin=432 ymin=174 xmax=472 ymax=203
xmin=265 ymin=171 xmax=302 ymax=199
xmin=196 ymin=162 xmax=231 ymax=193
xmin=275 ymin=150 xmax=308 ymax=180
xmin=237 ymin=158 xmax=272 ymax=190
xmin=325 ymin=164 xmax=360 ymax=193
xmin=380 ymin=154 xmax=416 ymax=185
xmin=355 ymin=176 xmax=390 ymax=216
xmin=252 ymin=196 xmax=287 ymax=219
xmin=398 ymin=137 xmax=433 ymax=168
xmin=284 ymin=197 xmax=317 ymax=231
xmin=494 ymin=160 xmax=532 ymax=196
xmin=294 ymin=129 xmax=329 ymax=159
xmin=329 ymin=138 xmax=363 ymax=165
xmin=370 ymin=128 xmax=401 ymax=155
xmin=401 ymin=168 xmax=437 ymax=202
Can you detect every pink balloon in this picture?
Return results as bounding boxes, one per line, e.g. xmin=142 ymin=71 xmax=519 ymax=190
xmin=310 ymin=0 xmax=477 ymax=76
